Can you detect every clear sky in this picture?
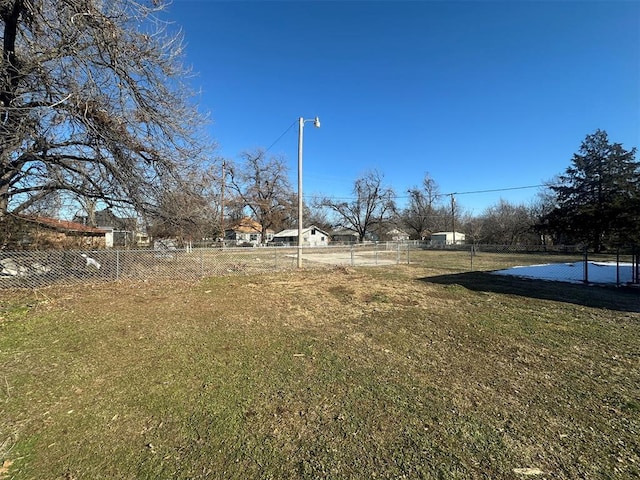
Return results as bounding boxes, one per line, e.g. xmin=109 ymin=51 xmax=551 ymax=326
xmin=164 ymin=0 xmax=639 ymax=215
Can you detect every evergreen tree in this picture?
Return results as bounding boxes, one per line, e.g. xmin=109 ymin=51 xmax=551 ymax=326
xmin=540 ymin=130 xmax=639 ymax=251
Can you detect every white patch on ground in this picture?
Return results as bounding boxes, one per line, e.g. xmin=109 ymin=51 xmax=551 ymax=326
xmin=289 ymin=252 xmax=397 ymax=266
xmin=492 ymin=261 xmax=633 ymax=285
xmin=513 ymin=467 xmax=544 ymax=476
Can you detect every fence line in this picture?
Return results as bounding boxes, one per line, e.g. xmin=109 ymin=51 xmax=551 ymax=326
xmin=0 ymin=243 xmax=414 ymax=289
xmin=466 ymin=244 xmax=638 ymax=287
xmin=0 ymin=243 xmax=637 ymax=289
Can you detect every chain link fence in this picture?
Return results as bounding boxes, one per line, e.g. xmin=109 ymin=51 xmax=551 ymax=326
xmin=423 ymin=243 xmax=639 ymax=286
xmin=0 ymin=243 xmax=414 ymax=289
xmin=1 ymin=242 xmax=637 ymax=289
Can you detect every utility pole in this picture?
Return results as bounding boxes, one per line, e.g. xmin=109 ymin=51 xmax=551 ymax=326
xmin=297 ymin=117 xmax=304 ymax=267
xmin=220 ymin=161 xmax=225 ymax=243
xmin=450 ymin=194 xmax=456 ymax=245
xmin=297 ymin=116 xmax=321 ymax=268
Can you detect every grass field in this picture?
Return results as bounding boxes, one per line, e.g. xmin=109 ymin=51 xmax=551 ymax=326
xmin=1 ymin=252 xmax=639 ymax=479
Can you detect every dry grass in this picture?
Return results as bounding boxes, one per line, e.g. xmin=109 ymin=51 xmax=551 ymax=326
xmin=0 ymin=262 xmax=639 ymax=479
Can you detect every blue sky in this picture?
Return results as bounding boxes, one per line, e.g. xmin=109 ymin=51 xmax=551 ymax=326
xmin=165 ymin=0 xmax=639 ymax=215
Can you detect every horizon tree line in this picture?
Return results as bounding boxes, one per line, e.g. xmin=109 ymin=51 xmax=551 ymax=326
xmin=4 ymin=125 xmax=639 ymax=250
xmin=1 ymin=2 xmax=637 ymax=250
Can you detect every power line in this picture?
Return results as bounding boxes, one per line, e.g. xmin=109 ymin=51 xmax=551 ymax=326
xmin=261 ymin=121 xmax=545 ymax=201
xmin=264 ymin=120 xmax=297 ymax=155
xmin=306 ymin=183 xmax=547 ymax=202
xmin=443 ymin=184 xmax=545 ymax=197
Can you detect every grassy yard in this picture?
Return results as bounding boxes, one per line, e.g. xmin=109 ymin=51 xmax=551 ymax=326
xmin=0 ymin=258 xmax=639 ymax=479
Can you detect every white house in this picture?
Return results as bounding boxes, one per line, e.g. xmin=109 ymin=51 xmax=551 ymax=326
xmin=272 ymin=226 xmax=330 ymax=247
xmin=224 ymin=217 xmax=273 ymax=246
xmin=386 ymin=228 xmax=410 ymax=242
xmin=430 ymin=231 xmax=465 ymax=245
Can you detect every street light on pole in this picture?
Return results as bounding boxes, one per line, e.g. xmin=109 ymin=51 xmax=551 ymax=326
xmin=297 ymin=116 xmax=321 ymax=268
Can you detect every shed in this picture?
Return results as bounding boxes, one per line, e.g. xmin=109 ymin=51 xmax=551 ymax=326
xmin=430 ymin=231 xmax=466 ymax=245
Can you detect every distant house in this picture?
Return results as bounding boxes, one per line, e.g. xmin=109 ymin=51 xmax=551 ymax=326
xmin=224 ymin=218 xmax=273 ymax=246
xmin=134 ymin=231 xmax=150 ymax=247
xmin=73 ymin=208 xmax=142 ymax=248
xmin=2 ymin=216 xmax=107 ymax=250
xmin=272 ymin=226 xmax=330 ymax=247
xmin=430 ymin=231 xmax=465 ymax=245
xmin=331 ymin=228 xmax=359 ymax=244
xmin=385 ymin=228 xmax=410 ymax=242
xmin=74 ymin=209 xmax=136 ymax=230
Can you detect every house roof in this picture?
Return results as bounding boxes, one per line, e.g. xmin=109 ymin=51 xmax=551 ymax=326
xmin=273 ymin=229 xmax=297 ymax=238
xmin=226 ymin=217 xmax=262 ymax=234
xmin=21 ymin=216 xmax=107 ymax=235
xmin=431 ymin=231 xmax=465 ymax=237
xmin=73 ymin=208 xmax=136 ymax=229
xmin=273 ymin=226 xmax=330 ymax=238
xmin=331 ymin=228 xmax=359 ymax=236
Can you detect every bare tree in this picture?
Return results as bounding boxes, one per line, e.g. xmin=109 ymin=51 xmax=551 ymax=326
xmin=401 ymin=173 xmax=444 ymax=239
xmin=476 ymin=199 xmax=539 ymax=245
xmin=318 ymin=170 xmax=395 ymax=242
xmin=76 ymin=196 xmax=98 ymax=227
xmin=227 ymin=149 xmax=295 ymax=243
xmin=147 ymin=165 xmax=221 ymax=242
xmin=0 ymin=0 xmax=211 ymax=232
xmin=530 ymin=183 xmax=559 ymax=245
xmin=460 ymin=212 xmax=483 ymax=245
xmin=305 ymin=197 xmax=333 ymax=232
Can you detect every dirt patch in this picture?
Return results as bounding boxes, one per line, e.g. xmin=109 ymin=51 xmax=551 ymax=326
xmin=300 ymin=250 xmax=398 ymax=266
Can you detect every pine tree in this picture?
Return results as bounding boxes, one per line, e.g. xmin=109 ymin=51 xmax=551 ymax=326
xmin=541 ymin=130 xmax=639 ymax=251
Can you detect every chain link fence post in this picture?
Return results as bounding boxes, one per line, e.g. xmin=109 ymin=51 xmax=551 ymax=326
xmin=583 ymin=246 xmax=589 ymax=284
xmin=116 ymin=249 xmax=120 ymax=281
